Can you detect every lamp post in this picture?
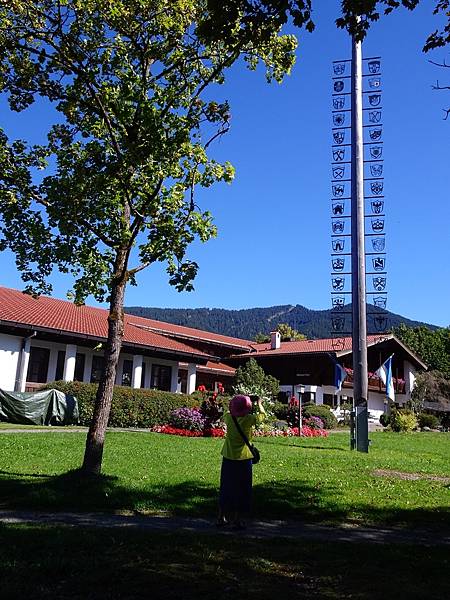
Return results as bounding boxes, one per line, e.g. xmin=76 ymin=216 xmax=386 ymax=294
xmin=299 ymin=385 xmax=305 ymax=434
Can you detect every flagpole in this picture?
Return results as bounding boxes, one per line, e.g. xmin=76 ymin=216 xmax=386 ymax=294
xmin=351 ymin=31 xmax=369 ymax=452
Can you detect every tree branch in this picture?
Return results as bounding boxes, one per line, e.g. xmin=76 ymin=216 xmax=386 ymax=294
xmin=127 ymin=260 xmax=153 ymax=276
xmin=432 ymin=80 xmax=450 ymax=91
xmin=429 ymin=58 xmax=450 ymax=68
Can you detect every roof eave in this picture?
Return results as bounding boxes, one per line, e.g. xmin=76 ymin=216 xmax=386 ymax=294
xmin=0 ymin=320 xmax=214 ymax=365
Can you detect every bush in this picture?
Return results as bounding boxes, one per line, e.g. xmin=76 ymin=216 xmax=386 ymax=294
xmin=304 ymin=416 xmax=324 ymax=430
xmin=379 ymin=413 xmax=390 ymax=427
xmin=417 ymin=413 xmax=440 ymax=430
xmin=285 ymin=403 xmax=337 ymax=429
xmin=44 ymin=381 xmax=199 ymax=428
xmin=199 ymin=397 xmax=224 ymax=428
xmin=169 ymin=407 xmax=205 ymax=432
xmin=272 ymin=401 xmax=289 ymax=421
xmin=302 ymin=404 xmax=338 ymax=430
xmin=234 ymin=358 xmax=280 ymax=399
xmin=286 ymin=406 xmax=300 ymax=427
xmin=390 ymin=409 xmax=418 ymax=433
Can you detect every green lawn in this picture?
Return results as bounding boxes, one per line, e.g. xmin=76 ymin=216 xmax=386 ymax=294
xmin=0 ymin=524 xmax=448 ymax=600
xmin=0 ymin=430 xmax=449 ymax=528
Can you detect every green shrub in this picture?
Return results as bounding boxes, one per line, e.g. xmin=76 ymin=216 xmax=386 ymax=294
xmin=234 ymin=358 xmax=280 ymax=399
xmin=379 ymin=413 xmax=390 ymax=427
xmin=44 ymin=381 xmax=198 ymax=428
xmin=302 ymin=404 xmax=338 ymax=430
xmin=417 ymin=413 xmax=440 ymax=430
xmin=272 ymin=401 xmax=289 ymax=421
xmin=390 ymin=409 xmax=418 ymax=433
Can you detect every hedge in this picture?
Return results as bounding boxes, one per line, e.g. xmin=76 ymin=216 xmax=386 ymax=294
xmin=417 ymin=413 xmax=440 ymax=430
xmin=44 ymin=381 xmax=200 ymax=428
xmin=302 ymin=403 xmax=338 ymax=430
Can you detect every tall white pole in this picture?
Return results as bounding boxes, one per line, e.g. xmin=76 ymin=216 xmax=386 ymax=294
xmin=351 ymin=34 xmax=369 ymax=452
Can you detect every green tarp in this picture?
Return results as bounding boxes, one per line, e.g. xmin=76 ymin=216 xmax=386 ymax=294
xmin=0 ymin=389 xmax=79 ymax=425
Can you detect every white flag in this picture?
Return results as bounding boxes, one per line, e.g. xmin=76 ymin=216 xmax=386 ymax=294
xmin=375 ymin=355 xmax=395 ymax=401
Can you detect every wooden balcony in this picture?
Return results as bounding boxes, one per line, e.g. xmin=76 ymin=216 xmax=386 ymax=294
xmin=343 ymin=373 xmax=406 ymax=394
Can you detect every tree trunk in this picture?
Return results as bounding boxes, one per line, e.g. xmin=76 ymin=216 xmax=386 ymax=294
xmin=81 ymin=251 xmax=128 ymax=475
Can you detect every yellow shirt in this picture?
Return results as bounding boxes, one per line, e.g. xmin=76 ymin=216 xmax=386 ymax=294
xmin=221 ymin=410 xmax=265 ymax=460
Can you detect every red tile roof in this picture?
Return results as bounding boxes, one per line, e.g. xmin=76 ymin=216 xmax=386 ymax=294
xmin=124 ymin=313 xmax=252 ymax=350
xmin=0 ymin=287 xmax=212 ymax=360
xmin=245 ymin=335 xmax=391 ymax=357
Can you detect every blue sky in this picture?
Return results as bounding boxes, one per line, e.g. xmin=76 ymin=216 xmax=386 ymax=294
xmin=1 ymin=2 xmax=449 ymax=327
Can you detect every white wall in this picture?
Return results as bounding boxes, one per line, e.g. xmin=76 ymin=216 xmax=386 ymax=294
xmin=0 ymin=333 xmax=22 ymax=391
xmin=404 ymin=360 xmax=416 ymax=400
xmin=0 ymin=332 xmax=189 ymax=393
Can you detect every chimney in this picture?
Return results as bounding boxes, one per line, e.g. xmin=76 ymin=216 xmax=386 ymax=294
xmin=270 ymin=331 xmax=281 ymax=350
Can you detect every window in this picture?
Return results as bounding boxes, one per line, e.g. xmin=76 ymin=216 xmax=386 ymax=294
xmin=55 ymin=351 xmax=85 ymax=381
xmin=277 ymin=391 xmax=291 ymax=404
xmin=90 ymin=355 xmax=105 ymax=383
xmin=323 ymin=393 xmax=338 ymax=408
xmin=121 ymin=359 xmax=133 ymax=386
xmin=74 ymin=353 xmax=85 ymax=382
xmin=151 ymin=364 xmax=172 ymax=391
xmin=55 ymin=350 xmax=65 ymax=381
xmin=302 ymin=391 xmax=316 ymax=404
xmin=27 ymin=347 xmax=50 ymax=383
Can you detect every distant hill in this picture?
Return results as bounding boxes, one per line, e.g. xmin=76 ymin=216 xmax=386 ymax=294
xmin=124 ymin=304 xmax=436 ymax=341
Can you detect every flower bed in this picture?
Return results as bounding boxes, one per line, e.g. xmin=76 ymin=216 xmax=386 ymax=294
xmin=151 ymin=424 xmax=328 ymax=438
xmin=151 ymin=425 xmax=203 ymax=437
xmin=254 ymin=426 xmax=328 ymax=438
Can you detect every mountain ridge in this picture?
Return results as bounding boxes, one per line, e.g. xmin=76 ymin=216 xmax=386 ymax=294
xmin=124 ymin=303 xmax=437 ymax=341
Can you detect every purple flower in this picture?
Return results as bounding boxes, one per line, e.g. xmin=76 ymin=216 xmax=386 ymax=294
xmin=169 ymin=407 xmax=206 ymax=432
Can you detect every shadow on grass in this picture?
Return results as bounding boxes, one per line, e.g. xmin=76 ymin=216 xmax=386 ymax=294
xmin=1 ymin=525 xmax=449 ymax=600
xmin=0 ymin=468 xmax=449 ymax=530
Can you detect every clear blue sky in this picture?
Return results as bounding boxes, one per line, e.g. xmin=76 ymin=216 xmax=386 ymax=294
xmin=1 ymin=2 xmax=449 ymax=327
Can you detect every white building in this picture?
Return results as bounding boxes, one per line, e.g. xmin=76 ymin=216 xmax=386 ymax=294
xmin=227 ymin=331 xmax=427 ymax=420
xmin=0 ymin=286 xmax=240 ymax=394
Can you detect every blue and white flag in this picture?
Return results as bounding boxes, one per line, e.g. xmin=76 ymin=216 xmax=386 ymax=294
xmin=375 ymin=355 xmax=395 ymax=401
xmin=334 ymin=363 xmax=347 ymax=392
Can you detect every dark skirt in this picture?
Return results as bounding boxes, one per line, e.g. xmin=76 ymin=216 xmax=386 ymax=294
xmin=219 ymin=457 xmax=253 ymax=514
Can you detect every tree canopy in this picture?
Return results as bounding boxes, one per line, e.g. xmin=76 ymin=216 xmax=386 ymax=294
xmin=254 ymin=322 xmax=307 ymax=343
xmin=393 ymin=324 xmax=450 ymax=377
xmin=0 ymin=1 xmax=304 ymax=302
xmin=234 ymin=357 xmax=280 ymax=399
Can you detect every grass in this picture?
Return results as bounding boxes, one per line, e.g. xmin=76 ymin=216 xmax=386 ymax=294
xmin=0 ymin=524 xmax=449 ymax=599
xmin=0 ymin=430 xmax=449 ymax=528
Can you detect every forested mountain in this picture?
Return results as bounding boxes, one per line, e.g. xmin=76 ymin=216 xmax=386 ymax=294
xmin=125 ymin=303 xmax=435 ymax=341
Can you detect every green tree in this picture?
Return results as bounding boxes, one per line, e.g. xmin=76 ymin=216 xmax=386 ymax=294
xmin=276 ymin=323 xmax=307 ymax=341
xmin=410 ymin=370 xmax=450 ymax=413
xmin=254 ymin=323 xmax=306 ymax=343
xmin=234 ymin=358 xmax=280 ymax=399
xmin=393 ymin=324 xmax=450 ymax=377
xmin=212 ymin=1 xmax=449 ymax=49
xmin=0 ymin=1 xmax=309 ymax=475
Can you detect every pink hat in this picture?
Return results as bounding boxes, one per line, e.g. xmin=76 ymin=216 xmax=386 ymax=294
xmin=230 ymin=395 xmax=252 ymax=417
